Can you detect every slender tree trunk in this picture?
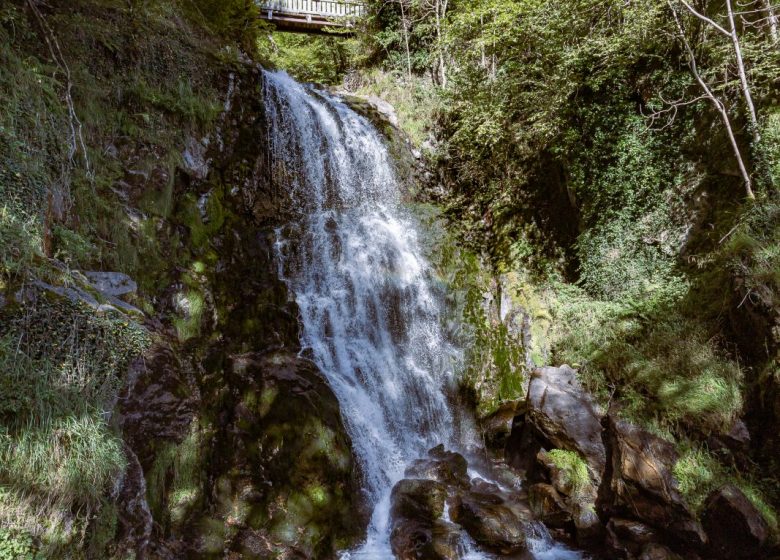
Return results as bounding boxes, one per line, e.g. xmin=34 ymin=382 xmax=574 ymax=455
xmin=432 ymin=0 xmax=447 ymax=88
xmin=765 ymin=0 xmax=779 ymax=42
xmin=725 ymin=0 xmax=761 ymax=145
xmin=399 ymin=0 xmax=412 ymax=80
xmin=670 ymin=1 xmax=754 ymax=198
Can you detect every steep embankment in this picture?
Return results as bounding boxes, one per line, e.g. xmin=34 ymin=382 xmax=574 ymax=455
xmin=0 ymin=2 xmax=364 ymax=557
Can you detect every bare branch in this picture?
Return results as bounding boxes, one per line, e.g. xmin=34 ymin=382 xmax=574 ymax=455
xmin=678 ymin=0 xmax=731 ymax=35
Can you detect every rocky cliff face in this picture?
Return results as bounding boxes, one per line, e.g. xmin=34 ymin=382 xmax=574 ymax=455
xmin=109 ymin=67 xmax=366 ymax=558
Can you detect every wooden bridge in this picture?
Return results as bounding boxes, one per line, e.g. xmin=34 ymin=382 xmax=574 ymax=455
xmin=257 ymin=1 xmax=366 ymax=33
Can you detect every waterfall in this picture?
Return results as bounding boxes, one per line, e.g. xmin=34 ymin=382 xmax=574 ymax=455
xmin=265 ymin=70 xmax=582 ymax=560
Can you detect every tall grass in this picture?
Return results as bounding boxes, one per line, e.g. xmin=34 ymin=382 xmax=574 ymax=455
xmin=674 ymin=445 xmax=778 ymax=536
xmin=550 ymin=281 xmax=743 ymax=435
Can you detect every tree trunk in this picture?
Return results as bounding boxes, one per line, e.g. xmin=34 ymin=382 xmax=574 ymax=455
xmin=765 ymin=0 xmax=779 ymax=42
xmin=725 ymin=0 xmax=761 ymax=145
xmin=399 ymin=0 xmax=412 ymax=80
xmin=670 ymin=1 xmax=754 ymax=198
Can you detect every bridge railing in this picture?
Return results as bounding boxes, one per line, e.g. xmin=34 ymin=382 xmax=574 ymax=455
xmin=258 ymin=0 xmax=366 ymax=18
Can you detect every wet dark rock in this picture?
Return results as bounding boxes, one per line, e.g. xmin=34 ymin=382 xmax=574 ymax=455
xmin=528 ymin=483 xmax=571 ymax=528
xmin=482 ymin=401 xmax=522 ymax=450
xmin=113 ymin=445 xmax=153 ymax=558
xmin=390 ymin=518 xmax=462 ymax=560
xmin=391 ymin=479 xmax=448 ymax=522
xmin=389 ymin=479 xmax=459 ymax=560
xmin=191 ymin=351 xmax=364 ymax=558
xmin=598 ymin=415 xmax=704 ymax=550
xmin=572 ymin=502 xmax=604 ymax=548
xmin=702 ymin=484 xmax=769 ymax=559
xmin=450 ymin=487 xmax=528 ymax=554
xmin=707 ymin=419 xmax=752 ymax=469
xmin=405 ymin=445 xmax=470 ymax=489
xmin=512 ymin=366 xmax=605 ymax=483
xmin=639 ymin=543 xmax=682 ymax=560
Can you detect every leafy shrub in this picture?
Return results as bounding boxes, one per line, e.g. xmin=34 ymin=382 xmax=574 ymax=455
xmin=0 ymin=529 xmax=36 ymax=560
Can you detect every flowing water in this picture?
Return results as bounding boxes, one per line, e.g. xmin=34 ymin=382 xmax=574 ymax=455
xmin=265 ymin=70 xmax=582 ymax=560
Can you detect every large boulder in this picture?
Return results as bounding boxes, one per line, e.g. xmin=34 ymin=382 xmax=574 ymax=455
xmin=702 ymin=484 xmax=769 ymax=559
xmin=404 ymin=445 xmax=469 ymax=489
xmin=389 ymin=479 xmax=460 ymax=560
xmin=522 ymin=366 xmax=606 ymax=482
xmin=598 ymin=415 xmax=706 ymax=550
xmin=450 ymin=482 xmax=529 ymax=554
xmin=391 ymin=479 xmax=447 ymax=522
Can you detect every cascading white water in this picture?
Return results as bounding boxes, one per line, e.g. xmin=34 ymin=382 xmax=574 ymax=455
xmin=265 ymin=70 xmax=583 ymax=560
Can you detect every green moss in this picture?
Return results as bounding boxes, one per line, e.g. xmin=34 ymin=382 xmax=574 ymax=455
xmin=173 ymin=289 xmax=206 ymax=341
xmin=547 ymin=449 xmax=591 ymax=496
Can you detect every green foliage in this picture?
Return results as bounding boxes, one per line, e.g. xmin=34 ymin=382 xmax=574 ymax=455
xmin=173 ymin=289 xmax=206 ymax=341
xmin=724 ymin=198 xmax=780 ymax=310
xmin=0 ymin=416 xmax=125 ymax=510
xmin=349 ymin=69 xmax=442 ymax=148
xmin=547 ymin=449 xmax=591 ymax=496
xmin=551 ymin=282 xmax=743 ymax=434
xmin=0 ymin=293 xmax=148 ymax=554
xmin=674 ymin=445 xmax=778 ymax=535
xmin=0 ymin=529 xmax=37 ymax=560
xmin=261 ymin=32 xmax=357 ymax=85
xmin=184 ymin=0 xmax=263 ymax=52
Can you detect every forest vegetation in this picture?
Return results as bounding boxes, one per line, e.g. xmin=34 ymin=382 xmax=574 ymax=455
xmin=1 ymin=0 xmax=779 ymax=557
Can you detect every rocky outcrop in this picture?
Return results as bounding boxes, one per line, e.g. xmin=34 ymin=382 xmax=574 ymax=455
xmin=702 ymin=485 xmax=769 ymax=559
xmin=528 ymin=483 xmax=571 ymax=528
xmin=389 ymin=446 xmax=533 ymax=557
xmin=405 ymin=444 xmax=470 ymax=489
xmin=119 ymin=344 xmax=198 ymax=467
xmin=598 ymin=414 xmax=705 ymax=551
xmin=389 ymin=479 xmax=460 ymax=560
xmin=509 ymin=366 xmax=605 ymax=484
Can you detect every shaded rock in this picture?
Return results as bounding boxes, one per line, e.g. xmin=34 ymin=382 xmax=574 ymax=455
xmin=605 ymin=518 xmax=659 ymax=558
xmin=119 ymin=344 xmax=197 ymax=467
xmin=113 ymin=445 xmax=153 ymax=558
xmin=598 ymin=415 xmax=705 ymax=549
xmin=390 ymin=518 xmax=462 ymax=560
xmin=482 ymin=401 xmax=522 ymax=450
xmin=194 ymin=351 xmax=365 ymax=559
xmin=450 ymin=487 xmax=528 ymax=554
xmin=572 ymin=502 xmax=604 ymax=548
xmin=524 ymin=366 xmax=605 ymax=481
xmin=528 ymin=483 xmax=571 ymax=528
xmin=639 ymin=543 xmax=681 ymax=560
xmin=83 ymin=271 xmax=138 ymax=296
xmin=404 ymin=445 xmax=469 ymax=489
xmin=702 ymin=484 xmax=769 ymax=559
